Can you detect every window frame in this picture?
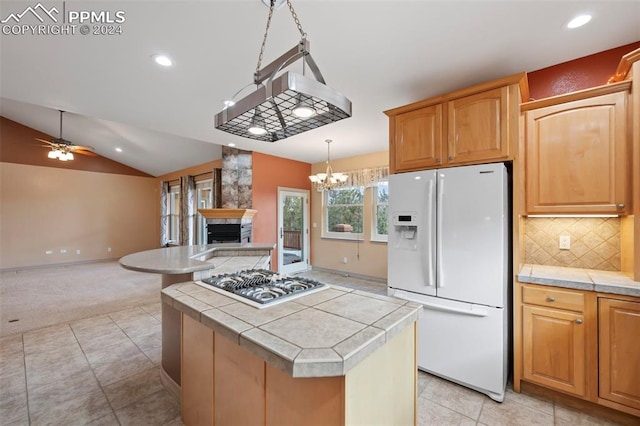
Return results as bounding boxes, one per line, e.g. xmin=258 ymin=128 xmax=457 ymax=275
xmin=371 ymin=180 xmax=389 ymax=243
xmin=195 ymin=179 xmax=213 ymax=245
xmin=167 ymin=184 xmax=180 ymax=245
xmin=321 ymin=185 xmax=365 ymax=241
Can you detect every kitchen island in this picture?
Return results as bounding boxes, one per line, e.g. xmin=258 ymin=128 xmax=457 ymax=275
xmin=162 ymin=275 xmax=421 ymax=425
xmin=119 ymin=243 xmax=274 ymax=394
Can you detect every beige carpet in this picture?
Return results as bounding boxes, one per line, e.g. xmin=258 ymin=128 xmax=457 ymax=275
xmin=0 ymin=260 xmax=161 ymax=337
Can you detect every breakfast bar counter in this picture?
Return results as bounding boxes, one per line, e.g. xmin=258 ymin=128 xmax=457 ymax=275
xmin=119 ymin=243 xmax=274 ymax=392
xmin=162 ymin=277 xmax=421 ymax=425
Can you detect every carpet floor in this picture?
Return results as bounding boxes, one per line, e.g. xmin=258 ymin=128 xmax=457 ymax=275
xmin=0 ymin=260 xmax=160 ymax=337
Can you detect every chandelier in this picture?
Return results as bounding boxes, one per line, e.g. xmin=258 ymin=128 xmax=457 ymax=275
xmin=309 ymin=139 xmax=348 ymax=192
xmin=214 ymin=0 xmax=352 ymax=142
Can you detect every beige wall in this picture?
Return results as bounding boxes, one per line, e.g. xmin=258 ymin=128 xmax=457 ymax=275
xmin=310 ymin=150 xmax=389 ymax=280
xmin=0 ymin=162 xmax=158 ymax=269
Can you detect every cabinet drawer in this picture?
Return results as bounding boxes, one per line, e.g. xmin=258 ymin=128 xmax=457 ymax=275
xmin=522 ymin=286 xmax=584 ymax=312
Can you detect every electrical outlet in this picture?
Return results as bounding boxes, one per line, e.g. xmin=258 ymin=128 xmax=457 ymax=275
xmin=76 ymin=250 xmax=81 ymax=255
xmin=45 ymin=250 xmax=53 ymax=255
xmin=107 ymin=247 xmax=112 ymax=252
xmin=60 ymin=249 xmax=67 ymax=254
xmin=559 ymin=235 xmax=571 ymax=250
xmin=342 ymin=257 xmax=348 ymax=264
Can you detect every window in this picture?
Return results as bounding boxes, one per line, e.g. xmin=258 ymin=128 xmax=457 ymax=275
xmin=372 ymin=181 xmax=388 ymax=242
xmin=168 ymin=185 xmax=180 ymax=244
xmin=195 ymin=180 xmax=213 ymax=245
xmin=323 ymin=186 xmax=364 ymax=239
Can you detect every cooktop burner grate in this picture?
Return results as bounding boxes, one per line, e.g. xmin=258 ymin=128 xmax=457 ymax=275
xmin=198 ymin=269 xmax=328 ymax=308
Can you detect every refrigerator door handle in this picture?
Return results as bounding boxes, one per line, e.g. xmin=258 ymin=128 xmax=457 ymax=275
xmin=436 ymin=173 xmax=445 ymax=288
xmin=422 ymin=301 xmax=489 ymax=317
xmin=421 ymin=178 xmax=436 ymax=287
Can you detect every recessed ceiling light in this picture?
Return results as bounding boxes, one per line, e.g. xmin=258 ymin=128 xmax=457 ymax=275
xmin=567 ymin=14 xmax=592 ymax=29
xmin=115 ymin=147 xmax=123 ymax=152
xmin=153 ymin=54 xmax=173 ymax=67
xmin=227 ymin=143 xmax=236 ymax=147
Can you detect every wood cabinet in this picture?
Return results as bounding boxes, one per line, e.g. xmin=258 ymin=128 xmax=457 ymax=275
xmin=386 ymin=73 xmax=527 ymax=173
xmin=392 ymin=104 xmax=443 ymax=171
xmin=521 ymin=286 xmax=589 ymax=397
xmin=447 ymin=86 xmax=509 ymax=165
xmin=515 ymin=283 xmax=640 ymax=419
xmin=598 ymin=298 xmax=640 ymax=411
xmin=522 ymin=82 xmax=631 ymax=215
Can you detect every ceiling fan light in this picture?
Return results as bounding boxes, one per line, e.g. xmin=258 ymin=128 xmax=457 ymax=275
xmin=66 ymin=152 xmax=74 ymax=161
xmin=59 ymin=154 xmax=68 ymax=161
xmin=47 ymin=150 xmax=57 ymax=159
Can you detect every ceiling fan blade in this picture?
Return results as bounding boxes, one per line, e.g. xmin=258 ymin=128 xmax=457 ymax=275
xmin=34 ymin=138 xmax=55 ymax=146
xmin=70 ymin=145 xmax=94 ymax=152
xmin=75 ymin=150 xmax=98 ymax=157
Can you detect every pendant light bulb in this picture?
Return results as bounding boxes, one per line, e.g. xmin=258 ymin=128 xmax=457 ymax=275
xmin=248 ymin=107 xmax=267 ymax=136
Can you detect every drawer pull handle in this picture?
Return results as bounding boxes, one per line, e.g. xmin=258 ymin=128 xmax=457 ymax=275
xmin=576 ymin=318 xmax=583 ymax=324
xmin=547 ymin=297 xmax=556 ymax=302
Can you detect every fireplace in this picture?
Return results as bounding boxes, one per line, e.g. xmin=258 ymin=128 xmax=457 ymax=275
xmin=207 ymin=223 xmax=252 ymax=244
xmin=198 ymin=208 xmax=257 ymax=244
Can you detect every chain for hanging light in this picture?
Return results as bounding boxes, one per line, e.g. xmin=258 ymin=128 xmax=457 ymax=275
xmin=255 ymin=0 xmax=307 ymax=79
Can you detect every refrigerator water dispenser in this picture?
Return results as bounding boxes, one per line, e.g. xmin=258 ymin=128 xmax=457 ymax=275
xmin=391 ymin=211 xmax=418 ymax=250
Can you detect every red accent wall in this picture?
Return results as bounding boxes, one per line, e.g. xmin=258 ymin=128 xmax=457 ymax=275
xmin=527 ymin=41 xmax=640 ymax=100
xmin=251 ymin=151 xmax=311 ymax=271
xmin=0 ymin=116 xmax=151 ymax=177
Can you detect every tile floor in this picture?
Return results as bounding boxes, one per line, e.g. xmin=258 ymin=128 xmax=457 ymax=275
xmin=0 ymin=270 xmax=625 ymax=425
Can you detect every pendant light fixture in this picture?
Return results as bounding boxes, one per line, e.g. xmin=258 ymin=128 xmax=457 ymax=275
xmin=309 ymin=139 xmax=348 ymax=192
xmin=214 ymin=0 xmax=352 ymax=142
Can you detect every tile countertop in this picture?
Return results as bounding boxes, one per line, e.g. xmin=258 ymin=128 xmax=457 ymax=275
xmin=162 ymin=281 xmax=421 ymax=379
xmin=518 ymin=264 xmax=640 ymax=298
xmin=119 ymin=243 xmax=275 ymax=274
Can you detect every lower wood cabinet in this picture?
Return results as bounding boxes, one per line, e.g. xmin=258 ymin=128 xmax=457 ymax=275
xmin=598 ymin=298 xmax=640 ymax=411
xmin=522 ymin=304 xmax=586 ymax=397
xmin=516 ymin=283 xmax=640 ymax=419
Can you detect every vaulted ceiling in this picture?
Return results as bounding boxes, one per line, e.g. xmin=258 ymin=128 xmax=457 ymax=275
xmin=1 ymin=0 xmax=639 ymax=176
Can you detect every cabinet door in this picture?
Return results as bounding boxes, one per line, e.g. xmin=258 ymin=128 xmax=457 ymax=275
xmin=523 ymin=305 xmax=586 ymax=397
xmin=599 ymin=298 xmax=640 ymax=410
xmin=525 ymin=91 xmax=628 ymax=214
xmin=447 ymin=86 xmax=509 ymax=165
xmin=392 ymin=105 xmax=443 ymax=172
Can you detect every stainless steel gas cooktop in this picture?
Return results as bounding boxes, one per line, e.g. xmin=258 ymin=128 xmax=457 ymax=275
xmin=196 ymin=269 xmax=328 ymax=308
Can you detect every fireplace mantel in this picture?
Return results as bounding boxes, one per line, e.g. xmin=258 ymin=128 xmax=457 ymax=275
xmin=197 ymin=209 xmax=257 ymax=220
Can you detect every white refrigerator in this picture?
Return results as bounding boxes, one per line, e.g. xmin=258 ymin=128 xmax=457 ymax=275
xmin=387 ymin=162 xmax=509 ymax=402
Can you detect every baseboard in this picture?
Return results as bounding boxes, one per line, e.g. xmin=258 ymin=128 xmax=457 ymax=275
xmin=0 ymin=257 xmax=120 ymax=273
xmin=520 ymin=381 xmax=640 ymax=426
xmin=160 ymin=366 xmax=181 ymax=404
xmin=307 ymin=265 xmax=387 ymax=284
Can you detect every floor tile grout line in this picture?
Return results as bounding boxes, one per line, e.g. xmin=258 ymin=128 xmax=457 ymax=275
xmin=69 ymin=319 xmax=123 ymax=426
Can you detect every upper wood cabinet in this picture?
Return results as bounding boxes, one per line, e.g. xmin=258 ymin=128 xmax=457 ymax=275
xmin=393 ymin=104 xmax=443 ymax=171
xmin=447 ymin=86 xmax=509 ymax=165
xmin=385 ymin=73 xmax=527 ymax=173
xmin=522 ymin=82 xmax=631 ymax=215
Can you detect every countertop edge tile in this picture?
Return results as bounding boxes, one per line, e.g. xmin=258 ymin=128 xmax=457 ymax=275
xmin=239 ymin=328 xmax=300 ymax=376
xmin=519 ymin=264 xmax=640 ymax=297
xmin=334 ymin=326 xmax=386 ymax=375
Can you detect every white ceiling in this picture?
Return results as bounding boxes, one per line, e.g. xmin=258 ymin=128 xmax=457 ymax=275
xmin=1 ymin=0 xmax=639 ymax=176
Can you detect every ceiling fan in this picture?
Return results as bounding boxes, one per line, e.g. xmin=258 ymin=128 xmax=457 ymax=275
xmin=36 ymin=110 xmax=96 ymax=161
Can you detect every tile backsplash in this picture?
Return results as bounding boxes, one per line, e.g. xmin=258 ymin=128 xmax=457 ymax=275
xmin=524 ymin=217 xmax=620 ymax=271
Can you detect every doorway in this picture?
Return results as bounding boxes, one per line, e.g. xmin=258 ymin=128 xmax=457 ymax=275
xmin=277 ymin=188 xmax=310 ymax=274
